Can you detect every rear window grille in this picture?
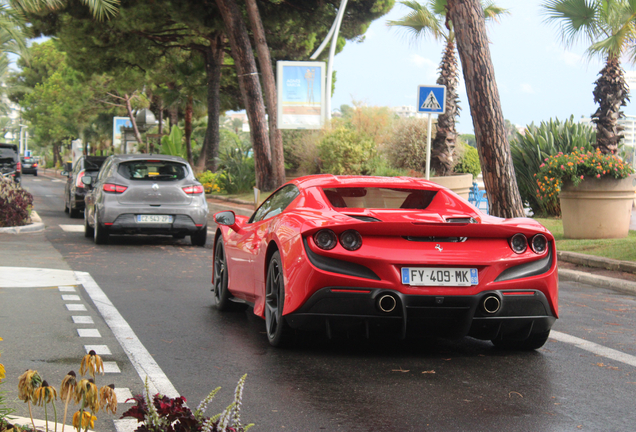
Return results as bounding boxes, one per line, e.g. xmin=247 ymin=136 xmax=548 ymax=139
xmin=345 ymin=215 xmax=381 ymax=222
xmin=404 ymin=236 xmax=467 ymax=243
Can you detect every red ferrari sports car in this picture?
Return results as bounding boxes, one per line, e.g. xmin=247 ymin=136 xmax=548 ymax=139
xmin=212 ymin=175 xmax=558 ymax=349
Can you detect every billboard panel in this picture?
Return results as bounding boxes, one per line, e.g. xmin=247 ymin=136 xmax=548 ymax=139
xmin=277 ymin=61 xmax=325 ymax=129
xmin=113 ymin=117 xmax=131 ymax=152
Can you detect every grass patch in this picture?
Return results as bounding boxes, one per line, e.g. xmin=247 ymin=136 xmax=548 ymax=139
xmin=536 ymin=218 xmax=636 ymax=262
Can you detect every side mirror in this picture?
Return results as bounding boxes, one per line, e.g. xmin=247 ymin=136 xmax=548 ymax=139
xmin=214 ymin=210 xmax=242 ymax=233
xmin=215 ymin=210 xmax=235 ymax=226
xmin=61 ymin=171 xmax=68 ymax=177
xmin=81 ymin=176 xmax=93 ymax=187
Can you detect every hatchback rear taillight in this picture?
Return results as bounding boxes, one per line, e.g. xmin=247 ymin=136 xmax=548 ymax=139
xmin=76 ymin=170 xmax=86 ymax=188
xmin=103 ymin=183 xmax=127 ymax=194
xmin=182 ymin=185 xmax=204 ymax=195
xmin=33 ymin=163 xmax=37 ymax=168
xmin=16 ymin=161 xmax=21 ymax=172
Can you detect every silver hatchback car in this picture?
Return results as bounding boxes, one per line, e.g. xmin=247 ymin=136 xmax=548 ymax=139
xmin=83 ymin=154 xmax=209 ymax=246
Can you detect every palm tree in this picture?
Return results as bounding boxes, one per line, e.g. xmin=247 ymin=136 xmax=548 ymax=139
xmin=543 ymin=0 xmax=634 ymax=154
xmin=11 ymin=0 xmax=119 ymax=21
xmin=388 ymin=0 xmax=508 ymax=176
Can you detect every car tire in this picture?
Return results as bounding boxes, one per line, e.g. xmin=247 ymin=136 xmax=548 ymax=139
xmin=265 ymin=251 xmax=292 ymax=347
xmin=34 ymin=171 xmax=37 ymax=177
xmin=94 ymin=211 xmax=109 ymax=245
xmin=212 ymin=236 xmax=236 ymax=311
xmin=64 ymin=198 xmax=69 ymax=213
xmin=68 ymin=192 xmax=81 ymax=218
xmin=191 ymin=226 xmax=207 ymax=247
xmin=84 ymin=210 xmax=94 ymax=238
xmin=491 ymin=330 xmax=551 ymax=351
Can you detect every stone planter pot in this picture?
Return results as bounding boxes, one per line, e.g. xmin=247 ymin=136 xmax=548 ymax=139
xmin=559 ymin=174 xmax=636 ymax=239
xmin=429 ymin=173 xmax=473 ymax=200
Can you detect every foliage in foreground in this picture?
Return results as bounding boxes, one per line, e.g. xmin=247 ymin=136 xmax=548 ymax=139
xmin=0 ymin=178 xmax=33 ymax=228
xmin=216 ymin=141 xmax=255 ymax=194
xmin=196 ymin=171 xmax=221 ymax=194
xmin=510 ymin=116 xmax=595 ymax=216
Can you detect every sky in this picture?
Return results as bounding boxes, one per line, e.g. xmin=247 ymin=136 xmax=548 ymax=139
xmin=330 ymin=0 xmax=628 ymax=134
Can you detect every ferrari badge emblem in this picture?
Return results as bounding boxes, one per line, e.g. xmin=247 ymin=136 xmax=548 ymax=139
xmin=435 ymin=244 xmax=443 ymax=252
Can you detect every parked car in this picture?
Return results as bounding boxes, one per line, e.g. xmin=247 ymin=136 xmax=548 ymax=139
xmin=0 ymin=143 xmax=21 ymax=184
xmin=83 ymin=154 xmax=209 ymax=246
xmin=63 ymin=156 xmax=107 ymax=218
xmin=212 ymin=175 xmax=558 ymax=349
xmin=20 ymin=156 xmax=38 ymax=176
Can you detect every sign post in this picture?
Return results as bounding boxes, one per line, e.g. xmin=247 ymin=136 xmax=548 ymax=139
xmin=417 ymin=85 xmax=446 ymax=180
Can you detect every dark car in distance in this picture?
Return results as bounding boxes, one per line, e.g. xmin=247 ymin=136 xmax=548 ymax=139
xmin=0 ymin=143 xmax=21 ymax=184
xmin=20 ymin=156 xmax=38 ymax=176
xmin=64 ymin=156 xmax=107 ymax=218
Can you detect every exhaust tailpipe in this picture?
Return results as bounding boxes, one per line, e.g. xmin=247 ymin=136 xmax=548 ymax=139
xmin=377 ymin=294 xmax=397 ymax=313
xmin=482 ymin=295 xmax=501 ymax=314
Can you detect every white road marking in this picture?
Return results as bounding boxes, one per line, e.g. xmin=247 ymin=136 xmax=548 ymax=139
xmin=551 ymin=330 xmax=636 ymax=368
xmin=58 ymin=286 xmax=76 ymax=292
xmin=66 ymin=304 xmax=86 ymax=311
xmin=0 ymin=267 xmax=77 ymax=288
xmin=84 ymin=344 xmax=111 ymax=355
xmin=104 ymin=361 xmax=121 ymax=373
xmin=78 ymin=329 xmax=101 ymax=338
xmin=72 ymin=316 xmax=94 ymax=324
xmin=51 ymin=179 xmax=63 ymax=183
xmin=60 ymin=224 xmax=84 ymax=232
xmin=62 ymin=294 xmax=81 ymax=301
xmin=76 ymin=271 xmax=180 ymax=398
xmin=114 ymin=388 xmax=134 ymax=403
xmin=32 ymin=179 xmax=41 ymax=182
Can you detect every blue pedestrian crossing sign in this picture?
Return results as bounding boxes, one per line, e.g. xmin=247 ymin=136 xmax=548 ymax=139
xmin=417 ymin=85 xmax=446 ymax=114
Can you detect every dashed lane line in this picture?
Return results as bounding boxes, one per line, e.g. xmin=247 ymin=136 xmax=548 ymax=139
xmin=551 ymin=330 xmax=636 ymax=368
xmin=60 ymin=224 xmax=84 ymax=232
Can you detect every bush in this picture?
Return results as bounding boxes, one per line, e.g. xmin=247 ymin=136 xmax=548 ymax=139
xmin=383 ymin=118 xmax=430 ymax=173
xmin=534 ymin=148 xmax=634 ymax=216
xmin=0 ymin=178 xmax=33 ymax=227
xmin=196 ymin=170 xmax=221 ymax=194
xmin=365 ymin=157 xmax=411 ymax=177
xmin=282 ymin=129 xmax=321 ymax=175
xmin=217 ymin=141 xmax=256 ymax=194
xmin=317 ymin=127 xmax=376 ymax=175
xmin=511 ymin=116 xmax=595 ymax=216
xmin=454 ymin=141 xmax=481 ymax=178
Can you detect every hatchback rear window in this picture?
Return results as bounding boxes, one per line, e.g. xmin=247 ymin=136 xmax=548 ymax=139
xmin=117 ymin=160 xmax=188 ymax=181
xmin=322 ymin=187 xmax=437 ymax=210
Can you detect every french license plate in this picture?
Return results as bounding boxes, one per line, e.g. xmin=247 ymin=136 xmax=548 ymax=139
xmin=401 ymin=267 xmax=478 ymax=286
xmin=137 ymin=214 xmax=173 ymax=224
xmin=24 ymin=164 xmax=31 ymax=168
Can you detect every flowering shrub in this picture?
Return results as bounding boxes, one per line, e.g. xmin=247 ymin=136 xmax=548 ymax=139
xmin=534 ymin=148 xmax=634 ymax=216
xmin=0 ymin=178 xmax=33 ymax=228
xmin=196 ymin=171 xmax=221 ymax=194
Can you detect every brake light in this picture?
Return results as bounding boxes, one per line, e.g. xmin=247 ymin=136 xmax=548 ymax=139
xmin=103 ymin=183 xmax=127 ymax=194
xmin=182 ymin=185 xmax=204 ymax=194
xmin=76 ymin=170 xmax=86 ymax=189
xmin=33 ymin=163 xmax=37 ymax=168
xmin=16 ymin=161 xmax=21 ymax=172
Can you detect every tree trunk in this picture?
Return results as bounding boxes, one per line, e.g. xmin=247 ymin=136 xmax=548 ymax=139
xmin=591 ymin=56 xmax=628 ymax=154
xmin=431 ymin=39 xmax=460 ymax=177
xmin=196 ymin=33 xmax=225 ymax=173
xmin=216 ymin=0 xmax=274 ymax=191
xmin=245 ymin=0 xmax=285 ymax=187
xmin=53 ymin=143 xmax=61 ymax=167
xmin=124 ymin=93 xmax=144 ymax=146
xmin=184 ymin=95 xmax=194 ymax=166
xmin=447 ymin=0 xmax=524 ymax=218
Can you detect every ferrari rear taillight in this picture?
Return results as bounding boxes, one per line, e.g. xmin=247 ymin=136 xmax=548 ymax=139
xmin=339 ymin=230 xmax=362 ymax=251
xmin=182 ymin=185 xmax=204 ymax=194
xmin=103 ymin=183 xmax=127 ymax=194
xmin=76 ymin=170 xmax=86 ymax=189
xmin=314 ymin=229 xmax=337 ymax=250
xmin=530 ymin=234 xmax=548 ymax=254
xmin=509 ymin=233 xmax=528 ymax=254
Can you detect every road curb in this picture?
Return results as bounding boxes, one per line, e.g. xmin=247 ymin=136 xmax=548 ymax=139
xmin=558 ymin=268 xmax=636 ymax=296
xmin=558 ymin=250 xmax=636 ymax=274
xmin=0 ymin=210 xmax=44 ymax=234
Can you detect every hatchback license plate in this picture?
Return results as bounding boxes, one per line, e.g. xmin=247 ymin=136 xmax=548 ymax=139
xmin=401 ymin=267 xmax=478 ymax=286
xmin=137 ymin=214 xmax=173 ymax=224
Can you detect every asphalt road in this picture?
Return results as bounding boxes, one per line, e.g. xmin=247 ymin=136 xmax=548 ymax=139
xmin=10 ymin=173 xmax=636 ymax=431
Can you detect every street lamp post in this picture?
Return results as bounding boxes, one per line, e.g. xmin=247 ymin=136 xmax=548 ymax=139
xmin=19 ymin=124 xmax=28 ymax=156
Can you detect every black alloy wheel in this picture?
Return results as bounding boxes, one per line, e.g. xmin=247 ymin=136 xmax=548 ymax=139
xmin=265 ymin=251 xmax=291 ymax=347
xmin=84 ymin=209 xmax=94 ymax=238
xmin=93 ymin=210 xmax=109 ymax=245
xmin=212 ymin=237 xmax=234 ymax=311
